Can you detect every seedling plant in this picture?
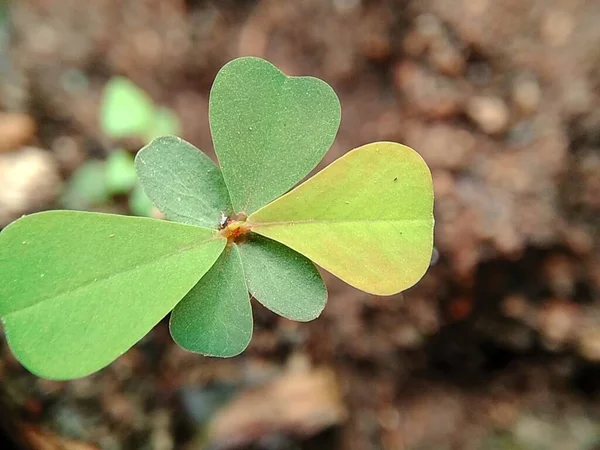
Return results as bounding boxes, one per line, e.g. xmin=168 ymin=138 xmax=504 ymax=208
xmin=62 ymin=76 xmax=181 ymax=215
xmin=0 ymin=57 xmax=434 ymax=380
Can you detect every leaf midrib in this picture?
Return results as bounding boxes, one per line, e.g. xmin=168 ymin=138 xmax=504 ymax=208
xmin=238 ymin=73 xmax=288 ymax=213
xmin=3 ymin=235 xmax=224 ymax=318
xmin=248 ymin=217 xmax=432 ymax=228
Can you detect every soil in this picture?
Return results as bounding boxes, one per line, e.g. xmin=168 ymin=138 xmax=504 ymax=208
xmin=1 ymin=1 xmax=600 ymax=449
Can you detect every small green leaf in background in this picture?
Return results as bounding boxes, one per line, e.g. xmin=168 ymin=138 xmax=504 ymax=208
xmin=248 ymin=142 xmax=434 ymax=296
xmin=0 ymin=211 xmax=226 ymax=379
xmin=61 ymin=160 xmax=110 ymax=210
xmin=129 ymin=184 xmax=155 ymax=218
xmin=135 ymin=136 xmax=232 ymax=228
xmin=170 ymin=245 xmax=252 ymax=357
xmin=100 ymin=76 xmax=155 ymax=139
xmin=105 ymin=149 xmax=156 ymax=217
xmin=209 ymin=57 xmax=341 ymax=214
xmin=61 ymin=150 xmax=155 ymax=217
xmin=100 ymin=76 xmax=180 ymax=143
xmin=238 ymin=235 xmax=326 ymax=321
xmin=146 ymin=107 xmax=181 ymax=142
xmin=105 ymin=149 xmax=138 ymax=196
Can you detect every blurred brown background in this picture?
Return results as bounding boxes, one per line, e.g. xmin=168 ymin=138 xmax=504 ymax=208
xmin=1 ymin=0 xmax=600 ymax=449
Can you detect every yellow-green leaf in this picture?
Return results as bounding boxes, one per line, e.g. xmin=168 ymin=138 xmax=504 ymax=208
xmin=247 ymin=142 xmax=434 ymax=295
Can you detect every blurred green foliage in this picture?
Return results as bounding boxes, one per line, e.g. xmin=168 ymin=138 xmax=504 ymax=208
xmin=61 ymin=160 xmax=107 ymax=210
xmin=62 ymin=77 xmax=181 ymax=216
xmin=100 ymin=77 xmax=156 ymax=141
xmin=105 ymin=150 xmax=138 ymax=195
xmin=100 ymin=76 xmax=181 ymax=142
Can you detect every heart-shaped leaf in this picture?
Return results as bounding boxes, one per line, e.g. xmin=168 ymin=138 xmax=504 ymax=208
xmin=135 ymin=136 xmax=232 ymax=228
xmin=170 ymin=245 xmax=252 ymax=357
xmin=237 ymin=235 xmax=326 ymax=321
xmin=0 ymin=211 xmax=226 ymax=379
xmin=248 ymin=142 xmax=434 ymax=295
xmin=209 ymin=57 xmax=341 ymax=214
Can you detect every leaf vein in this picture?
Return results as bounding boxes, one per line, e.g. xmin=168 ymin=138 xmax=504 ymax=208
xmin=5 ymin=236 xmax=223 ymax=319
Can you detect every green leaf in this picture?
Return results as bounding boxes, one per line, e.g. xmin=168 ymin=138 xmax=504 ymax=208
xmin=170 ymin=245 xmax=252 ymax=357
xmin=135 ymin=136 xmax=232 ymax=228
xmin=61 ymin=160 xmax=109 ymax=210
xmin=238 ymin=235 xmax=326 ymax=321
xmin=129 ymin=183 xmax=154 ymax=217
xmin=105 ymin=149 xmax=137 ymax=196
xmin=209 ymin=56 xmax=341 ymax=214
xmin=146 ymin=107 xmax=181 ymax=142
xmin=0 ymin=211 xmax=226 ymax=379
xmin=100 ymin=76 xmax=155 ymax=139
xmin=248 ymin=142 xmax=434 ymax=296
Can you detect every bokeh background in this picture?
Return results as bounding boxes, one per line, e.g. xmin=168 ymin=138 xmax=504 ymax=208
xmin=1 ymin=0 xmax=600 ymax=449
